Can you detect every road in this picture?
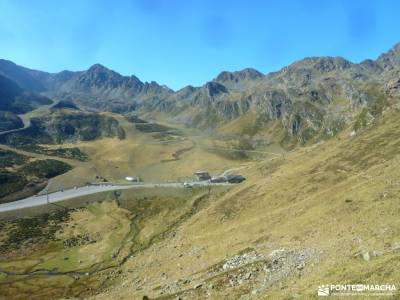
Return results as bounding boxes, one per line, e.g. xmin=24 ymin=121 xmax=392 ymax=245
xmin=0 ymin=101 xmax=57 ymax=136
xmin=0 ymin=113 xmax=31 ymax=136
xmin=0 ymin=181 xmax=230 ymax=213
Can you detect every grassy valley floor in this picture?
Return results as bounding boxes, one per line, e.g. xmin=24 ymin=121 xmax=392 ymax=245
xmin=1 ymin=109 xmax=400 ymax=299
xmin=88 ymin=107 xmax=400 ymax=299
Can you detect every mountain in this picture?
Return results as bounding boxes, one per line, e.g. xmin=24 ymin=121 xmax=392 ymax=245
xmin=214 ymin=68 xmax=264 ymax=90
xmin=0 ymin=109 xmax=125 ymax=146
xmin=51 ymin=64 xmax=172 ymax=112
xmin=0 ymin=111 xmax=23 ymax=131
xmin=0 ymin=74 xmax=23 ymax=110
xmin=1 ymin=42 xmax=400 ymax=147
xmin=0 ymin=60 xmax=173 ymax=113
xmin=141 ymin=43 xmax=400 ymax=147
xmin=375 ymin=42 xmax=400 ymax=71
xmin=0 ymin=74 xmax=52 ymax=114
xmin=0 ymin=59 xmax=45 ymax=92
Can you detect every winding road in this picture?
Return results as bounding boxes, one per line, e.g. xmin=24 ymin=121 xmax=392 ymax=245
xmin=0 ymin=181 xmax=230 ymax=213
xmin=0 ymin=113 xmax=31 ymax=136
xmin=0 ymin=101 xmax=57 ymax=136
xmin=0 ymin=103 xmax=246 ymax=215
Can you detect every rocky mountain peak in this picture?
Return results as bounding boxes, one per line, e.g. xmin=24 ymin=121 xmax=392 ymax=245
xmin=204 ymin=81 xmax=228 ymax=97
xmin=87 ymin=63 xmax=110 ymax=72
xmin=377 ymin=42 xmax=400 ymax=70
xmin=77 ymin=64 xmax=134 ymax=89
xmin=215 ymin=68 xmax=264 ymax=83
xmin=287 ymin=56 xmax=353 ymax=73
xmin=85 ymin=63 xmax=120 ymax=79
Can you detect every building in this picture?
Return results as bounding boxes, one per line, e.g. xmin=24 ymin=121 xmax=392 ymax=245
xmin=125 ymin=176 xmax=141 ymax=182
xmin=194 ymin=171 xmax=211 ymax=181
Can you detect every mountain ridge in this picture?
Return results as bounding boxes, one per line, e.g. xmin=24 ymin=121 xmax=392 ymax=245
xmin=1 ymin=42 xmax=400 ymax=147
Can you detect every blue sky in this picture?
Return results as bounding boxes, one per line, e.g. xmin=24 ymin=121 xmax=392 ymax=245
xmin=0 ymin=0 xmax=399 ymax=90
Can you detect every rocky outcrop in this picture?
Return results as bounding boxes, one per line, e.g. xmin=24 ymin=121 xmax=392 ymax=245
xmin=385 ymin=78 xmax=400 ymax=96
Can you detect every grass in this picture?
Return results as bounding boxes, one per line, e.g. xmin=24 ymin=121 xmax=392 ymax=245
xmin=3 ymin=105 xmax=400 ymax=298
xmin=20 ymin=159 xmax=72 ymax=179
xmin=19 ymin=145 xmax=89 ymax=162
xmin=0 ymin=201 xmax=132 ymax=298
xmin=80 ymin=107 xmax=400 ymax=299
xmin=0 ymin=158 xmax=72 ymax=200
xmin=2 ymin=108 xmax=247 ymax=193
xmin=0 ymin=155 xmax=73 ymax=202
xmin=45 ymin=119 xmax=244 ymax=190
xmin=0 ymin=186 xmax=226 ymax=299
xmin=0 ymin=210 xmax=70 ymax=257
xmin=0 ymin=149 xmax=28 ymax=168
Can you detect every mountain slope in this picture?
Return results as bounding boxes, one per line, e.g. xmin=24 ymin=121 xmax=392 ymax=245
xmin=1 ymin=42 xmax=400 ymax=148
xmin=86 ymin=104 xmax=400 ymax=299
xmin=0 ymin=112 xmax=23 ymax=131
xmin=141 ymin=43 xmax=400 ymax=148
xmin=0 ymin=109 xmax=125 ymax=146
xmin=0 ymin=60 xmax=173 ymax=113
xmin=47 ymin=64 xmax=173 ymax=112
xmin=0 ymin=59 xmax=45 ymax=92
xmin=0 ymin=74 xmax=52 ymax=114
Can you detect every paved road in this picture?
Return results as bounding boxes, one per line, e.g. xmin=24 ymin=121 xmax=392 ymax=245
xmin=0 ymin=114 xmax=31 ymax=136
xmin=0 ymin=181 xmax=229 ymax=213
xmin=0 ymin=101 xmax=57 ymax=136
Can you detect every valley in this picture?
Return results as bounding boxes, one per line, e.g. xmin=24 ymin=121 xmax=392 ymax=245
xmin=0 ymin=42 xmax=400 ymax=299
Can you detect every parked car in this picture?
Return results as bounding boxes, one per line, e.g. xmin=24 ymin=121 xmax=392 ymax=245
xmin=183 ymin=182 xmax=193 ymax=188
xmin=226 ymin=175 xmax=246 ymax=183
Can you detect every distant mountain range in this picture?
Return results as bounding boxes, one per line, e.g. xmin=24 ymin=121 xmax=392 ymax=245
xmin=1 ymin=42 xmax=400 ymax=146
xmin=0 ymin=59 xmax=172 ymax=112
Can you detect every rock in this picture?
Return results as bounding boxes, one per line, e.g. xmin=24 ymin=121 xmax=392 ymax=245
xmin=362 ymin=251 xmax=370 ymax=261
xmin=297 ymin=262 xmax=305 ymax=270
xmin=385 ymin=78 xmax=400 ymax=96
xmin=391 ymin=242 xmax=400 ymax=251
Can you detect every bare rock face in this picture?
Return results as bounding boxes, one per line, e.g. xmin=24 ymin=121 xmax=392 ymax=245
xmin=204 ymin=81 xmax=228 ymax=97
xmin=385 ymin=78 xmax=400 ymax=96
xmin=376 ymin=43 xmax=400 ymax=71
xmin=215 ymin=68 xmax=264 ymax=85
